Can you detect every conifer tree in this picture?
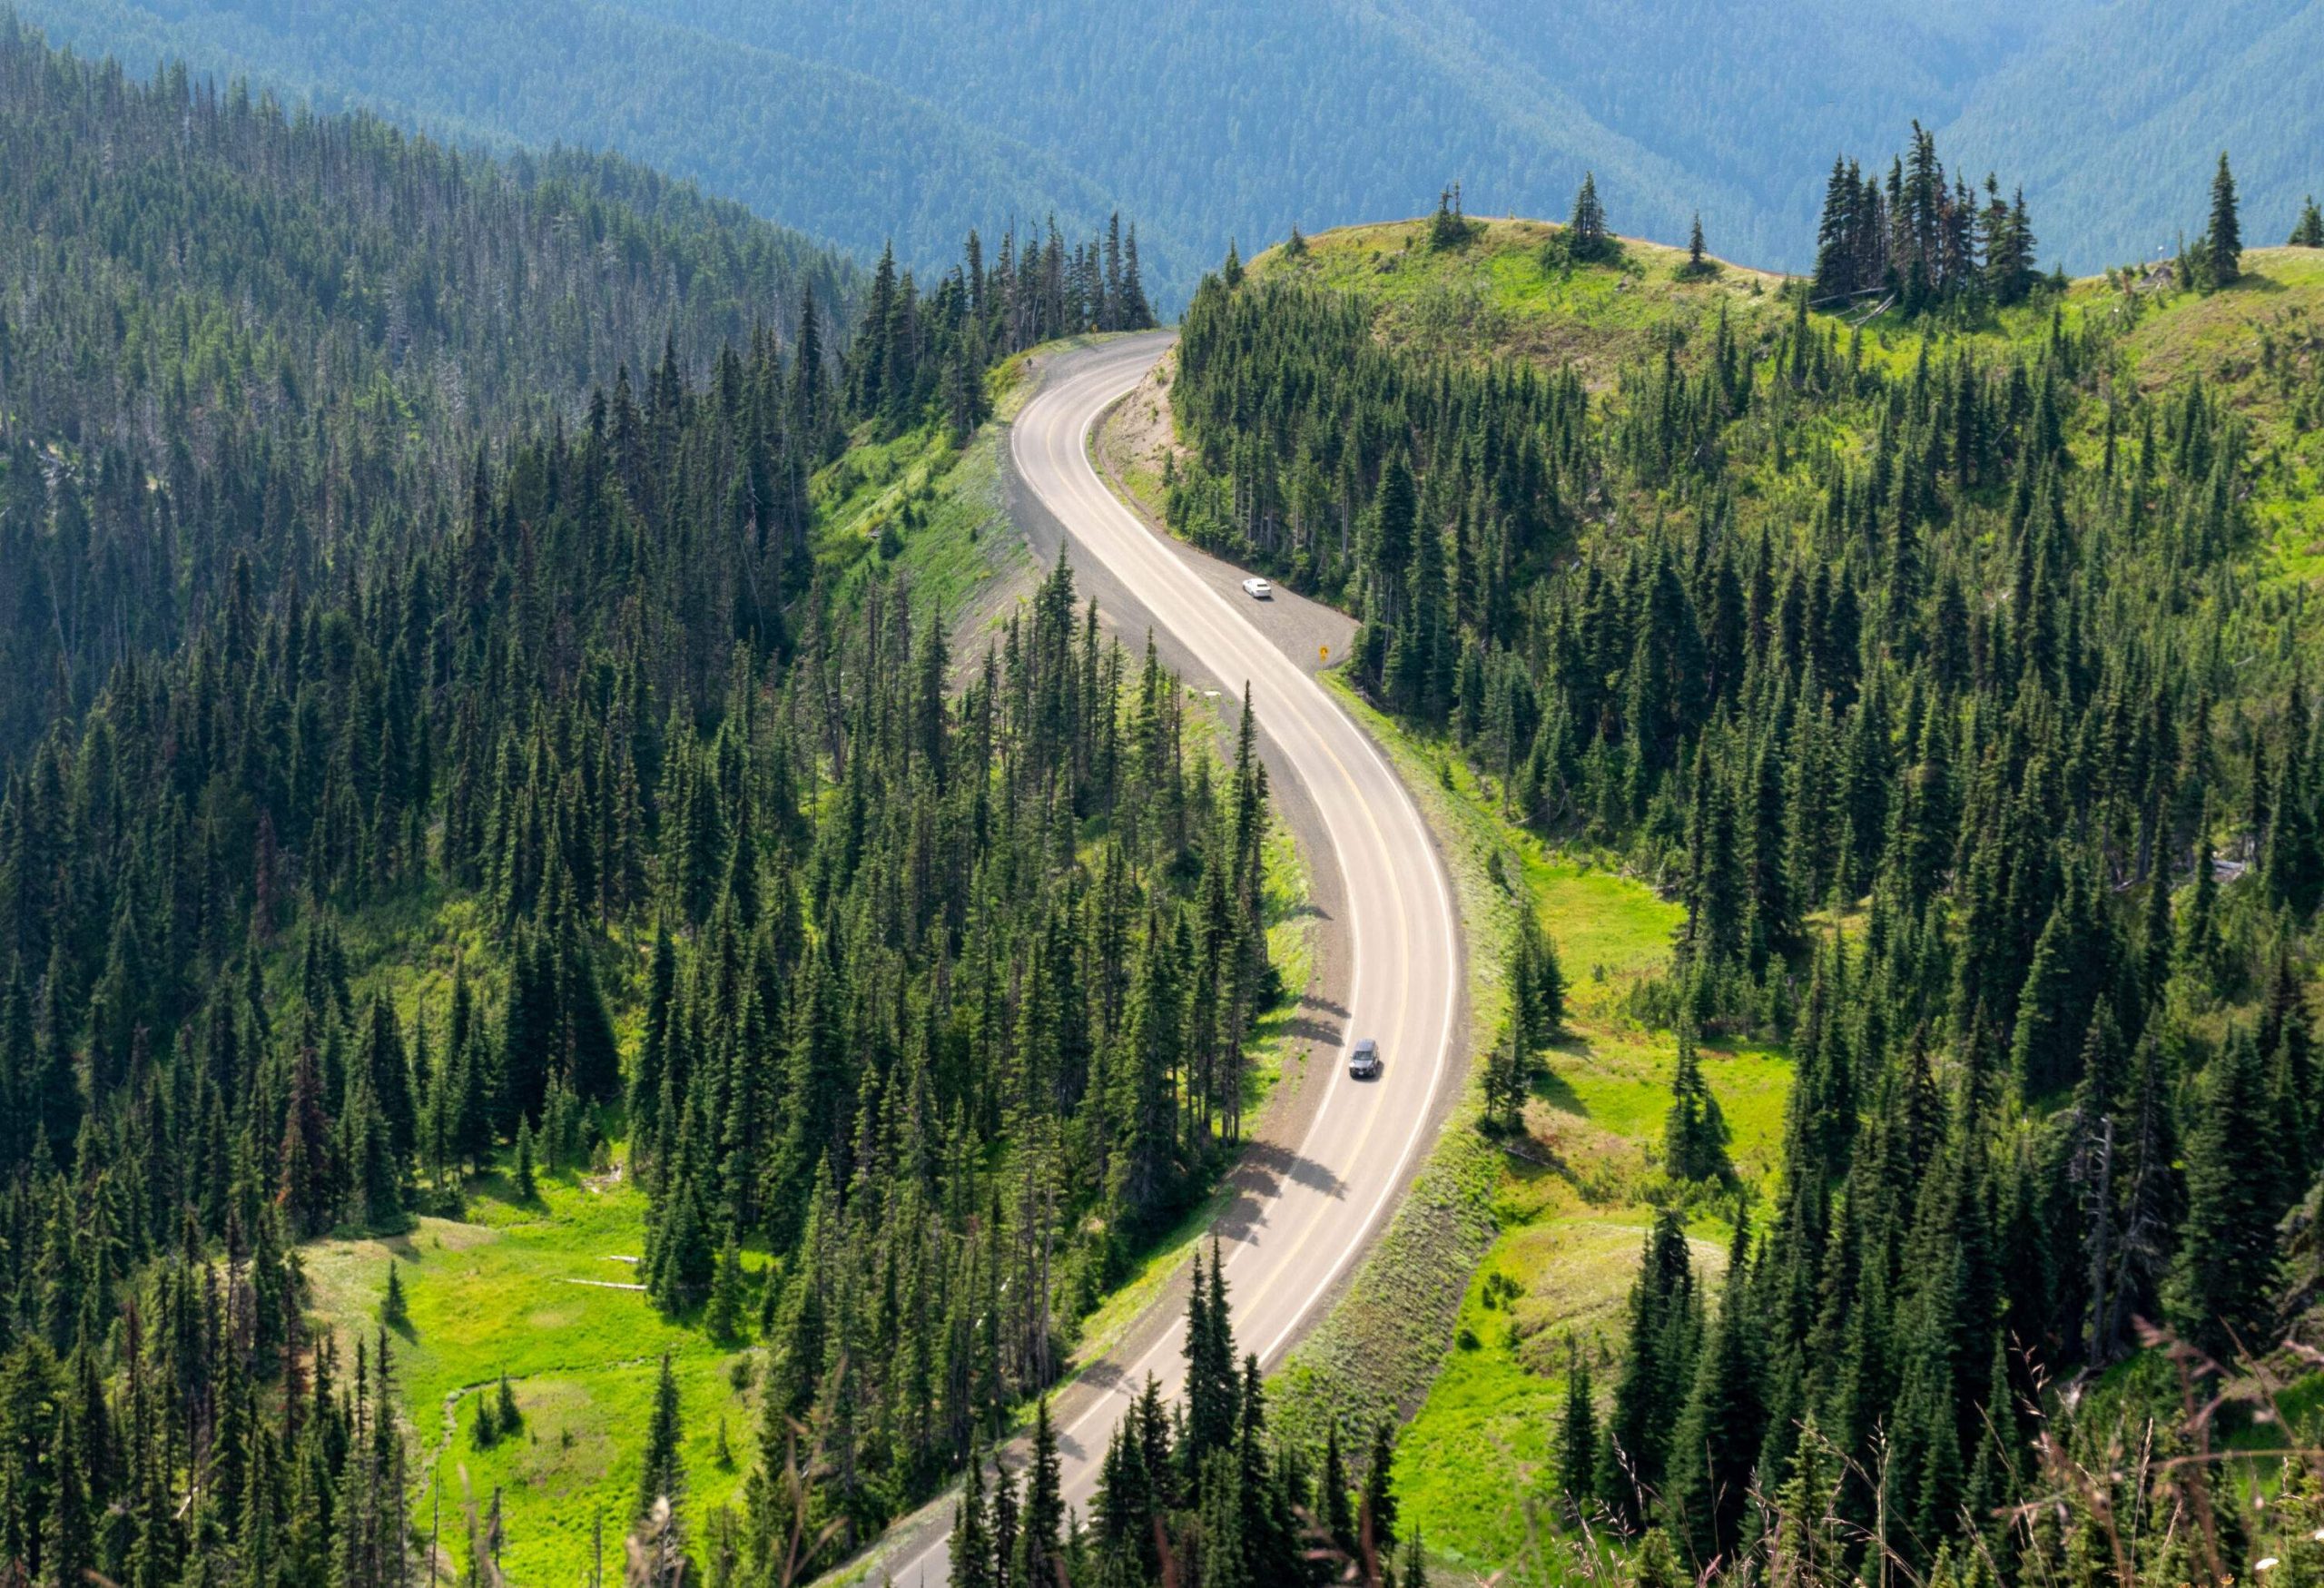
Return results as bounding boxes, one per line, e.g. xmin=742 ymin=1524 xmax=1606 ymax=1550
xmin=1020 ymin=1398 xmax=1064 ymax=1586
xmin=1429 ymin=184 xmax=1472 ymax=252
xmin=1320 ymin=1423 xmax=1354 ymax=1553
xmin=1568 ymin=173 xmax=1609 ymax=261
xmin=1632 ymin=1526 xmax=1686 ymax=1588
xmin=1605 ymin=1209 xmax=1697 ymax=1524
xmin=280 ymin=1046 xmax=334 ymax=1238
xmin=513 ymin=1116 xmax=537 ymax=1201
xmin=1363 ymin=1420 xmax=1399 ymax=1553
xmin=1116 ymin=909 xmax=1187 ymax=1230
xmin=1663 ymin=1029 xmax=1729 ymax=1181
xmin=1399 ymin=1530 xmax=1430 ymax=1588
xmin=951 ymin=1445 xmax=992 ymax=1588
xmin=1555 ymin=1336 xmax=1597 ymax=1516
xmin=2167 ymin=1028 xmax=2282 ymax=1357
xmin=637 ymin=1352 xmax=685 ymax=1523
xmin=1765 ymin=1415 xmax=1846 ymax=1587
xmin=705 ymin=1235 xmax=748 ymax=1343
xmin=2292 ymin=196 xmax=2324 ymax=248
xmin=344 ymin=1065 xmax=402 ymax=1230
xmin=1665 ymin=1253 xmax=1765 ymax=1569
xmin=2208 ymin=152 xmax=2243 ymax=286
xmin=2182 ymin=801 xmax=2221 ymax=972
xmin=1183 ymin=1244 xmax=1239 ymax=1471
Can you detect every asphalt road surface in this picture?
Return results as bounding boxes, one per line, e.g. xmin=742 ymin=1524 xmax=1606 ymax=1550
xmin=882 ymin=334 xmax=1462 ymax=1585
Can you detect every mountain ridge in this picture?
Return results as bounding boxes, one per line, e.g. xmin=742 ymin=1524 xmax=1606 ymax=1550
xmin=19 ymin=0 xmax=2322 ymax=302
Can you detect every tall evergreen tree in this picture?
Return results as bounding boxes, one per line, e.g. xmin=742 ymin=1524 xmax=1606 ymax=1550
xmin=1556 ymin=1336 xmax=1598 ymax=1517
xmin=2208 ymin=151 xmax=2243 ymax=285
xmin=1568 ymin=173 xmax=1610 ymax=260
xmin=2166 ymin=1029 xmax=2281 ymax=1357
xmin=637 ymin=1352 xmax=686 ymax=1523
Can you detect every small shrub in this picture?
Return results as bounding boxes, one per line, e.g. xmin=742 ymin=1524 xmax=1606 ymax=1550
xmin=1428 ymin=184 xmax=1477 ymax=252
xmin=1480 ymin=1270 xmax=1527 ymax=1312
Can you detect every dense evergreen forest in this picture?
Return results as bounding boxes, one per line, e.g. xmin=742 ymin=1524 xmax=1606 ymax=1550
xmin=0 ymin=22 xmax=1334 ymax=1588
xmin=1169 ymin=138 xmax=2324 ymax=1583
xmin=11 ymin=3 xmax=2324 ymax=1582
xmin=0 ymin=14 xmax=860 ymax=763
xmin=21 ymin=0 xmax=2324 ymax=299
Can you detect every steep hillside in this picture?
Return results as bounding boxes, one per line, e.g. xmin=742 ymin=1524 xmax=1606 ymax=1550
xmin=1249 ymin=214 xmax=2324 ymax=449
xmin=1945 ymin=0 xmax=2324 ymax=269
xmin=0 ymin=22 xmax=1344 ymax=1588
xmin=15 ymin=0 xmax=1151 ymax=291
xmin=0 ymin=15 xmax=859 ymax=760
xmin=1162 ymin=208 xmax=2324 ymax=1582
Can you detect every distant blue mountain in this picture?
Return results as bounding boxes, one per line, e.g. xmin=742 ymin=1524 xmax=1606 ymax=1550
xmin=21 ymin=0 xmax=2319 ymax=295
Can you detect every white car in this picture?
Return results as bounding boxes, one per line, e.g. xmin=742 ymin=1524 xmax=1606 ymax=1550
xmin=1241 ymin=577 xmax=1273 ymax=599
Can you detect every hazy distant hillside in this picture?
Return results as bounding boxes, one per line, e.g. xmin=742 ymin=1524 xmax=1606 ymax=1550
xmin=20 ymin=0 xmax=2324 ymax=293
xmin=16 ymin=0 xmax=1136 ymax=280
xmin=0 ymin=11 xmax=861 ymax=756
xmin=1945 ymin=0 xmax=2324 ymax=265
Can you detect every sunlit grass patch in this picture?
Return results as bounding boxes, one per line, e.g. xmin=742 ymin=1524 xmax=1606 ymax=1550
xmin=307 ymin=1164 xmax=758 ymax=1582
xmin=1390 ymin=1210 xmax=1730 ymax=1584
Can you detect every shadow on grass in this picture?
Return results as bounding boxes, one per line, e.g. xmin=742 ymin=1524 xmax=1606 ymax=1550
xmin=1528 ymin=1039 xmax=1591 ymax=1119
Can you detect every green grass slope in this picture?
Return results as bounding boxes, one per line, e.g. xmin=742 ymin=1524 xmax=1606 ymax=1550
xmin=1251 ymin=218 xmax=1790 ymax=380
xmin=304 ymin=1179 xmax=759 ymax=1584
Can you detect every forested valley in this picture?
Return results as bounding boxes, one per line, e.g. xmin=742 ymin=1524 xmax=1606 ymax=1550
xmin=1165 ymin=138 xmax=2324 ymax=1583
xmin=10 ymin=3 xmax=2324 ymax=1584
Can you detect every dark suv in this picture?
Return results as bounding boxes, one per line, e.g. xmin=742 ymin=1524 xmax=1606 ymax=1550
xmin=1348 ymin=1038 xmax=1382 ymax=1079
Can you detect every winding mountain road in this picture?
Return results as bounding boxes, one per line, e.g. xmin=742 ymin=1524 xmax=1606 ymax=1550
xmin=881 ymin=334 xmax=1463 ymax=1585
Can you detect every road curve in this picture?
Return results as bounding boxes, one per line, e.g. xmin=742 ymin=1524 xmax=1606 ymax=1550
xmin=889 ymin=335 xmax=1462 ymax=1585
